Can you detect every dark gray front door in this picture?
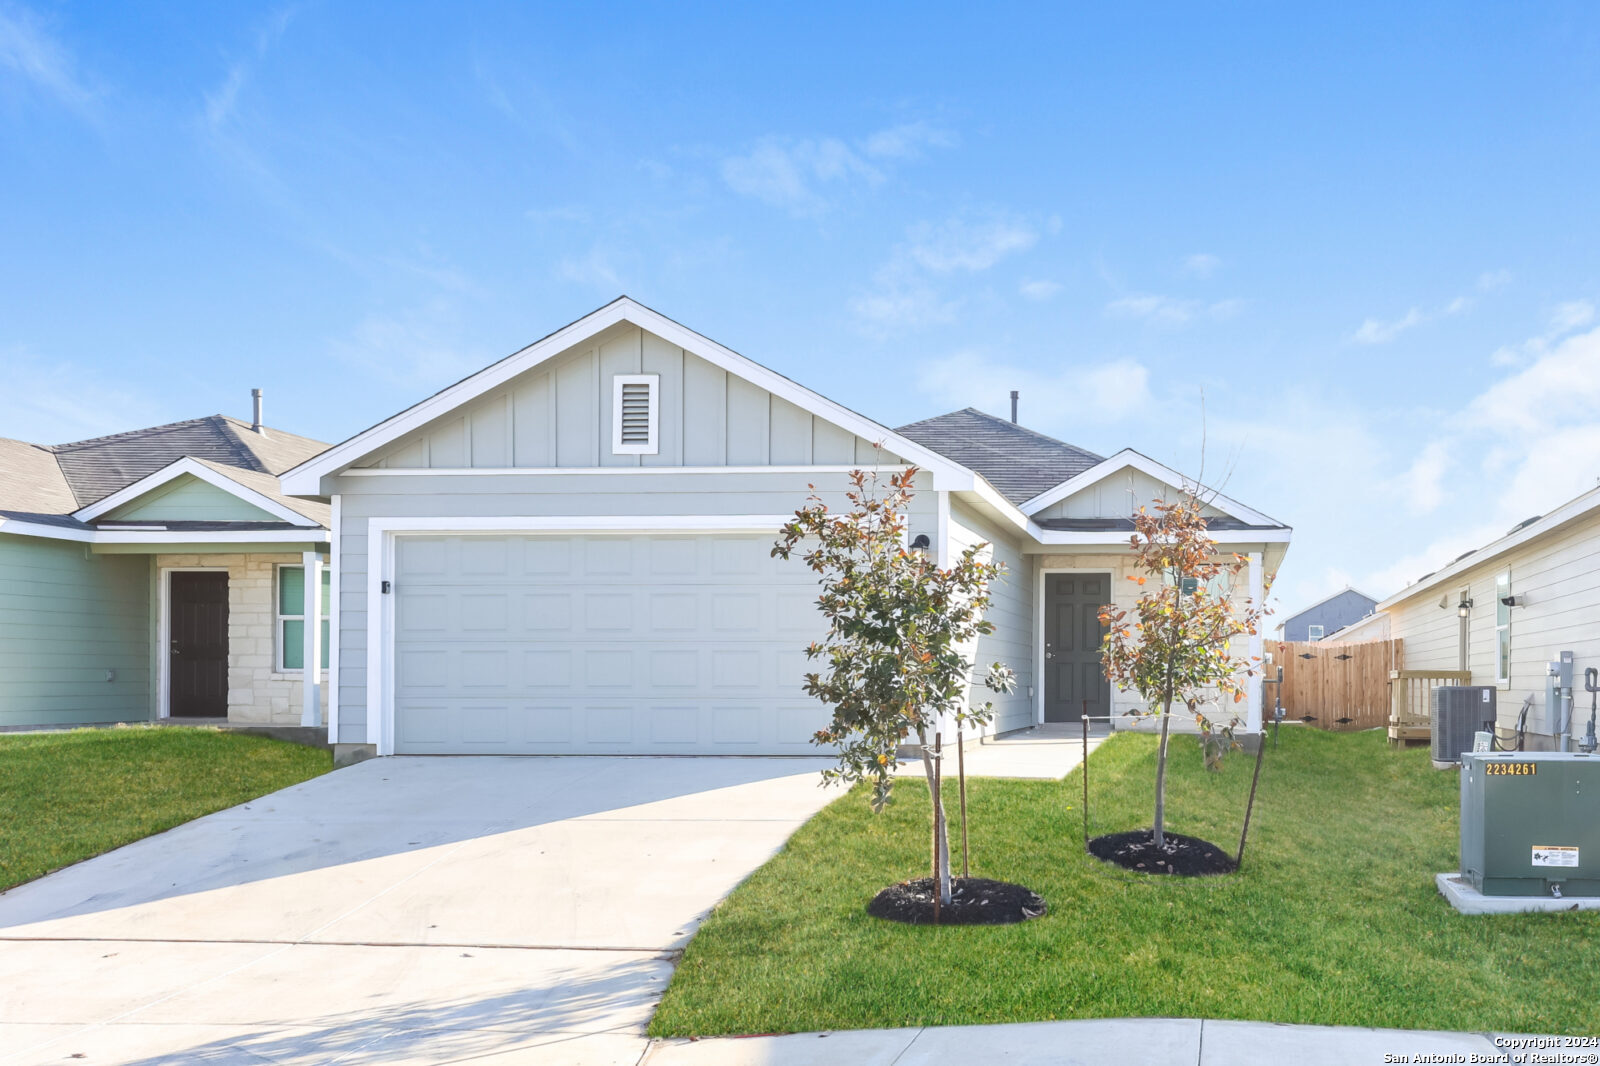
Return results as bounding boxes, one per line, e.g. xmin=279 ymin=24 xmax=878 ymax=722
xmin=1044 ymin=573 xmax=1111 ymax=723
xmin=169 ymin=571 xmax=229 ymax=718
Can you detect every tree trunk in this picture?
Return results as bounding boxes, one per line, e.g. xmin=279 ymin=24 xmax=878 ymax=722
xmin=957 ymin=722 xmax=970 ymax=878
xmin=1153 ymin=676 xmax=1175 ymax=848
xmin=917 ymin=728 xmax=953 ymax=912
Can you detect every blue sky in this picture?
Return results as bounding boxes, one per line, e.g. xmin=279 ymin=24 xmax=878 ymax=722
xmin=4 ymin=2 xmax=1600 ymax=614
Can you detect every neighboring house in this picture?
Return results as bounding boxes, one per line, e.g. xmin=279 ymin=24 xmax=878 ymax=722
xmin=1324 ymin=609 xmax=1390 ymax=643
xmin=0 ymin=409 xmax=331 ymax=730
xmin=1274 ymin=586 xmax=1379 ymax=642
xmin=281 ymin=297 xmax=1291 ymax=760
xmin=1367 ymin=488 xmax=1600 ymax=750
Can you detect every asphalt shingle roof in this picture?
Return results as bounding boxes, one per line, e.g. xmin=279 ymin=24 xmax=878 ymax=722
xmin=895 ymin=408 xmax=1104 ymax=505
xmin=1 ymin=416 xmax=330 ymax=527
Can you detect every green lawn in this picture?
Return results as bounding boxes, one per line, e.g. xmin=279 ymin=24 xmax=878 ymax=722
xmin=0 ymin=726 xmax=331 ymax=892
xmin=651 ymin=728 xmax=1600 ymax=1037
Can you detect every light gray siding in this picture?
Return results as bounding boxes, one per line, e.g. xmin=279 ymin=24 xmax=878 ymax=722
xmin=362 ymin=325 xmax=900 ymax=471
xmin=330 ymin=469 xmax=937 ymax=744
xmin=947 ymin=499 xmax=1036 ymax=736
xmin=1034 ymin=465 xmax=1223 ymax=520
xmin=1385 ymin=508 xmax=1600 ymax=745
xmin=0 ymin=535 xmax=152 ymax=727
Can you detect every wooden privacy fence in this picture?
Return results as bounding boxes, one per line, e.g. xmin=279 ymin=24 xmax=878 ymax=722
xmin=1267 ymin=638 xmax=1404 ymax=731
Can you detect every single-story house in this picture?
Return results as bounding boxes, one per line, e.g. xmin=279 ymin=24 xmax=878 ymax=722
xmin=0 ymin=406 xmax=331 ymax=730
xmin=1274 ymin=586 xmax=1379 ymax=642
xmin=280 ymin=297 xmax=1291 ymax=761
xmin=1351 ymin=485 xmax=1600 ymax=751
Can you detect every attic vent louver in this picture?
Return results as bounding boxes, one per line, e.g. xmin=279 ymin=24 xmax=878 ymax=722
xmin=611 ymin=374 xmax=659 ymax=455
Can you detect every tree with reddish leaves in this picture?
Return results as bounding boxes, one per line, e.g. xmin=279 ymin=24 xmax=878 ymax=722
xmin=773 ymin=466 xmax=1014 ymax=909
xmin=1098 ymin=491 xmax=1268 ymax=849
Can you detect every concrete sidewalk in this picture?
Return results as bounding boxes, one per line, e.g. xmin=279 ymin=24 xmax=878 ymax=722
xmin=896 ymin=722 xmax=1111 ymax=780
xmin=644 ymin=1018 xmax=1559 ymax=1065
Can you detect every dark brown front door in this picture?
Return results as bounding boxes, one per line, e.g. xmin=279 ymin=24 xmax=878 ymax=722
xmin=169 ymin=571 xmax=229 ymax=718
xmin=1044 ymin=573 xmax=1111 ymax=723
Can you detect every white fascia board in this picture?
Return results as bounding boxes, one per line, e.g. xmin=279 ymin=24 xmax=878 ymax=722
xmin=1374 ymin=484 xmax=1600 ymax=613
xmin=339 ymin=464 xmax=911 ymax=477
xmin=73 ymin=456 xmax=321 ymax=527
xmin=366 ymin=514 xmax=795 ymax=535
xmin=0 ymin=519 xmax=328 ymax=545
xmin=280 ymin=297 xmax=976 ymax=495
xmin=1021 ymin=527 xmax=1292 ymax=553
xmin=1018 ymin=448 xmax=1283 ymax=528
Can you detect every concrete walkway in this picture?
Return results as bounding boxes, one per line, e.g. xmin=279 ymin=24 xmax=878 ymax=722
xmin=645 ymin=1018 xmax=1556 ymax=1064
xmin=896 ymin=722 xmax=1112 ymax=780
xmin=0 ymin=756 xmax=838 ymax=1065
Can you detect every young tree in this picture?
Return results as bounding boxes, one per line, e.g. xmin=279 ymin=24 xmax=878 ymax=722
xmin=773 ymin=467 xmax=1015 ymax=908
xmin=1098 ymin=490 xmax=1267 ymax=848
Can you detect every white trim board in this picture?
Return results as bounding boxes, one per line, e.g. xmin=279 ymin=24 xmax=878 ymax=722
xmin=0 ymin=518 xmax=330 ymax=546
xmin=340 ymin=464 xmax=911 ymax=477
xmin=281 ymin=297 xmax=976 ymax=495
xmin=361 ymin=514 xmax=799 ymax=754
xmin=1018 ymin=448 xmax=1285 ymax=528
xmin=73 ymin=456 xmax=322 ymax=527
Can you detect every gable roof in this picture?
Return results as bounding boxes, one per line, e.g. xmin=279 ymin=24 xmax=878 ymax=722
xmin=73 ymin=456 xmax=327 ymax=527
xmin=281 ymin=296 xmax=975 ymax=495
xmin=1 ymin=416 xmax=331 ymax=535
xmin=1017 ymin=448 xmax=1287 ymax=528
xmin=895 ymin=408 xmax=1103 ymax=505
xmin=1278 ymin=586 xmax=1380 ymax=625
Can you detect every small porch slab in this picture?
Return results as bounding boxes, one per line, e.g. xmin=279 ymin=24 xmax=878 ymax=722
xmin=896 ymin=723 xmax=1111 ymax=780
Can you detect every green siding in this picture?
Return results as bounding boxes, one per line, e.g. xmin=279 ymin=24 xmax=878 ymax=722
xmin=103 ymin=474 xmax=279 ymax=523
xmin=0 ymin=535 xmax=152 ymax=727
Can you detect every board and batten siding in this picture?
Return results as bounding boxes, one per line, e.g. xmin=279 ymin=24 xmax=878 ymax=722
xmin=329 ymin=469 xmax=938 ymax=745
xmin=1384 ymin=508 xmax=1600 ymax=743
xmin=0 ymin=535 xmax=152 ymax=727
xmin=947 ymin=500 xmax=1035 ymax=736
xmin=361 ymin=325 xmax=901 ymax=471
xmin=1033 ymin=465 xmax=1224 ymax=521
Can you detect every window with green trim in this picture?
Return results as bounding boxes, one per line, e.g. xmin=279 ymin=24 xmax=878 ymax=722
xmin=277 ymin=564 xmax=331 ymax=672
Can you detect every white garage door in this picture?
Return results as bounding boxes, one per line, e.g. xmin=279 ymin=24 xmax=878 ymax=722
xmin=391 ymin=533 xmax=828 ymax=755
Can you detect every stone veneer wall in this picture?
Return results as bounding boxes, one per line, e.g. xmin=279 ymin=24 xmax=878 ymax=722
xmin=157 ymin=553 xmax=329 ymax=725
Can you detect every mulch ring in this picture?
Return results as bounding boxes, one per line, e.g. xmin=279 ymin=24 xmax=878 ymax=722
xmin=1088 ymin=829 xmax=1238 ymax=877
xmin=866 ymin=876 xmax=1047 ymax=925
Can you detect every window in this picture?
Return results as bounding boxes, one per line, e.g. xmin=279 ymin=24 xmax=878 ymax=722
xmin=1495 ymin=571 xmax=1511 ymax=685
xmin=611 ymin=374 xmax=659 ymax=455
xmin=277 ymin=564 xmax=330 ymax=672
xmin=1307 ymin=624 xmax=1324 ymax=641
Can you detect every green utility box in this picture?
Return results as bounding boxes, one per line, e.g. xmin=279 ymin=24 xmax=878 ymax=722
xmin=1460 ymin=752 xmax=1599 ymax=897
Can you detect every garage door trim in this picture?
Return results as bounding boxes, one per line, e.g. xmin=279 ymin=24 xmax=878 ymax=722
xmin=365 ymin=515 xmax=795 ymax=755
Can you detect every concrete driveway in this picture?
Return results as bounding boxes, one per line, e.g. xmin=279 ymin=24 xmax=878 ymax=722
xmin=0 ymin=756 xmax=837 ymax=1065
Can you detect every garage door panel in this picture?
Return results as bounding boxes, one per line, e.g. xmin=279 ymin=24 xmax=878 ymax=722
xmin=392 ymin=534 xmax=828 ymax=755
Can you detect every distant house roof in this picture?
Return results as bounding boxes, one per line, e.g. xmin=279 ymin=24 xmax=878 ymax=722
xmin=896 ymin=408 xmax=1104 ymax=505
xmin=1 ymin=415 xmax=329 ymax=531
xmin=1279 ymin=586 xmax=1381 ymax=624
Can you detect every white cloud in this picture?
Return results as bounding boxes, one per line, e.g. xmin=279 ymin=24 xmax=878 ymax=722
xmin=861 ymin=121 xmax=955 ymax=160
xmin=556 ymin=245 xmax=624 ymax=289
xmin=904 ymin=214 xmax=1037 ymax=273
xmin=1019 ymin=279 xmax=1061 ymax=301
xmin=1105 ymin=294 xmax=1242 ymax=325
xmin=721 ymin=122 xmax=953 ymax=215
xmin=1182 ymin=253 xmax=1221 ymax=278
xmin=916 ymin=350 xmax=1153 ymax=425
xmin=202 ymin=5 xmax=295 ymax=131
xmin=1390 ymin=440 xmax=1451 ymax=514
xmin=1487 ymin=299 xmax=1595 ymax=368
xmin=0 ymin=3 xmax=98 ymax=112
xmin=1353 ymin=286 xmax=1481 ymax=345
xmin=1478 ymin=269 xmax=1512 ymax=292
xmin=852 ymin=210 xmax=1042 ymax=332
xmin=1353 ymin=306 xmax=1426 ymax=345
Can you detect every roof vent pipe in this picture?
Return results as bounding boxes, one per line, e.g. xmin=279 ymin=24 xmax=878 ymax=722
xmin=251 ymin=388 xmax=266 ymax=435
xmin=1010 ymin=390 xmax=1019 ymax=424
